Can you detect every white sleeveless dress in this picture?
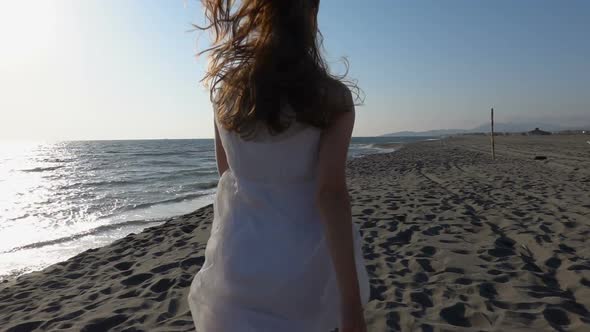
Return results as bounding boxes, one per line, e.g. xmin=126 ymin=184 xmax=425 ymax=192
xmin=187 ymin=116 xmax=370 ymax=332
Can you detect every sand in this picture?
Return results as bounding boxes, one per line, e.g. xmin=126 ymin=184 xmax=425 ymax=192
xmin=1 ymin=135 xmax=589 ymax=331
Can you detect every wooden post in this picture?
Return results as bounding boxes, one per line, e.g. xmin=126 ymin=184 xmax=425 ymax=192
xmin=491 ymin=108 xmax=496 ymax=160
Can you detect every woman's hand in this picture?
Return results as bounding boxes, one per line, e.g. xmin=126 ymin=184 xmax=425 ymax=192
xmin=340 ymin=302 xmax=367 ymax=332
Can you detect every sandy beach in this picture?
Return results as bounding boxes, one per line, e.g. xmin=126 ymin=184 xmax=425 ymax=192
xmin=1 ymin=135 xmax=589 ymax=331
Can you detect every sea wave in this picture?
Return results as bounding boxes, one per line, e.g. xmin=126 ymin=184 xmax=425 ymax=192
xmin=42 ymin=158 xmax=74 ymax=163
xmin=58 ymin=178 xmax=144 ymax=189
xmin=21 ymin=165 xmax=64 ymax=173
xmin=1 ymin=218 xmax=167 ymax=254
xmin=156 ymin=170 xmax=218 ymax=182
xmin=58 ymin=170 xmax=218 ymax=190
xmin=2 ymin=191 xmax=216 ymax=254
xmin=129 ymin=151 xmax=196 ymax=157
xmin=351 ymin=142 xmax=401 ymax=150
xmin=370 ymin=143 xmax=402 ymax=149
xmin=123 ymin=189 xmax=217 ymax=212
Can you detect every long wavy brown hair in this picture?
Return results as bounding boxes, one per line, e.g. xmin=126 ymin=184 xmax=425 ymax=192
xmin=197 ymin=0 xmax=361 ymax=138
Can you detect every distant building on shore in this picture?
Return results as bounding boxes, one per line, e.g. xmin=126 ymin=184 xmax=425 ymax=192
xmin=528 ymin=128 xmax=552 ymax=135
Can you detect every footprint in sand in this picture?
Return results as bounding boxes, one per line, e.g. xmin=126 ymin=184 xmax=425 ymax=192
xmin=149 ymin=278 xmax=176 ymax=293
xmin=121 ymin=273 xmax=153 ymax=286
xmin=420 ymin=246 xmax=436 ymax=257
xmin=113 ymin=261 xmax=134 ymax=271
xmin=440 ymin=302 xmax=470 ymax=327
xmin=150 ymin=262 xmax=179 ymax=273
xmin=81 ymin=314 xmax=128 ymax=332
xmin=543 ymin=307 xmax=570 ymax=327
xmin=6 ymin=321 xmax=44 ymax=332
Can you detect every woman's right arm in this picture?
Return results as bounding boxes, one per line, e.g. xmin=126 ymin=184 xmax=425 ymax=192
xmin=214 ymin=121 xmax=229 ymax=176
xmin=316 ymin=100 xmax=366 ymax=332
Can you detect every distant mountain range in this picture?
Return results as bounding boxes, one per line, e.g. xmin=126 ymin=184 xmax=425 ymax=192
xmin=383 ymin=122 xmax=590 ymax=137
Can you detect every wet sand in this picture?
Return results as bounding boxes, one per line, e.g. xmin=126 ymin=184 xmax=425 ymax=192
xmin=1 ymin=135 xmax=589 ymax=331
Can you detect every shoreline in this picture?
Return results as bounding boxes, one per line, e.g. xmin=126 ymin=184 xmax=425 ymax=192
xmin=0 ymin=197 xmax=215 ymax=283
xmin=1 ymin=135 xmax=589 ymax=331
xmin=0 ymin=136 xmax=415 ymax=283
xmin=0 ymin=143 xmax=408 ymax=283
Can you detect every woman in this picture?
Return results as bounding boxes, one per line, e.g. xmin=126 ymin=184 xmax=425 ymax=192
xmin=187 ymin=0 xmax=370 ymax=331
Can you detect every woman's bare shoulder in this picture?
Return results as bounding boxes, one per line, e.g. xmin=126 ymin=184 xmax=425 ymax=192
xmin=323 ymin=79 xmax=354 ymax=113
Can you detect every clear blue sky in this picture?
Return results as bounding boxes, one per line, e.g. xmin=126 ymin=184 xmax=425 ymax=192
xmin=1 ymin=0 xmax=589 ymax=140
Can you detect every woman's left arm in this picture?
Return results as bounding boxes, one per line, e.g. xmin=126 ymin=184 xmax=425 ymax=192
xmin=214 ymin=121 xmax=229 ymax=176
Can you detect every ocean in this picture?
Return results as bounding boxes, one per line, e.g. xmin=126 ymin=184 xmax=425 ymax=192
xmin=0 ymin=136 xmax=434 ymax=280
